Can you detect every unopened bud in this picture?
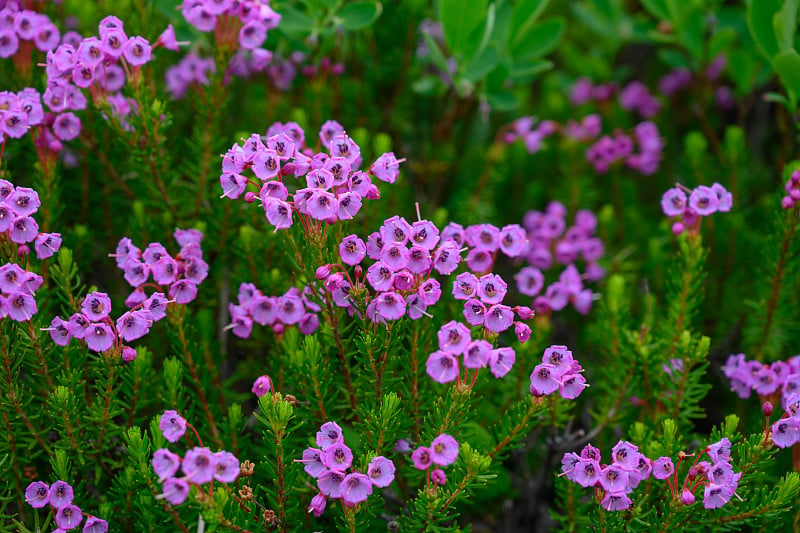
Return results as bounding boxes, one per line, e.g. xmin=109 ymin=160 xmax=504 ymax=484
xmin=244 ymin=192 xmax=258 ymax=203
xmin=315 ymin=264 xmax=332 ymax=280
xmin=514 ymin=305 xmax=534 ymax=320
xmin=680 ymin=489 xmax=695 ymax=505
xmin=763 ymin=401 xmax=774 ymax=417
xmin=280 ymin=162 xmax=296 ymax=176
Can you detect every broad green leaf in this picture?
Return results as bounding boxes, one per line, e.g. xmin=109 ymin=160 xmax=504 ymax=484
xmin=439 ymin=0 xmax=488 ymax=56
xmin=509 ymin=59 xmax=552 ymax=81
xmin=709 ymin=27 xmax=737 ymax=59
xmin=489 ymin=1 xmax=514 ymax=53
xmin=511 ymin=16 xmax=565 ymax=61
xmin=486 ymin=88 xmax=518 ymax=110
xmin=510 ymin=0 xmax=550 ymax=47
xmin=774 ymin=0 xmax=799 ymax=51
xmin=278 ymin=5 xmax=314 ymax=35
xmin=747 ymin=0 xmax=782 ymax=60
xmin=675 ymin=6 xmax=705 ymax=63
xmin=727 ymin=49 xmax=757 ymax=94
xmin=774 ymin=48 xmax=800 ymax=106
xmin=336 ymin=1 xmax=382 ymax=31
xmin=462 ymin=45 xmax=499 ymax=83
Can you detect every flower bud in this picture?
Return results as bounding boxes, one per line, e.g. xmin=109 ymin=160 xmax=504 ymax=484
xmin=280 ymin=162 xmax=296 ymax=176
xmin=514 ymin=306 xmax=534 ymax=320
xmin=244 ymin=192 xmax=258 ymax=203
xmin=315 ymin=264 xmax=332 ymax=280
xmin=354 ymin=265 xmax=363 ymax=278
xmin=763 ymin=401 xmax=774 ymax=417
xmin=122 ymin=346 xmax=137 ymax=362
xmin=782 ymin=196 xmax=795 ymax=209
xmin=671 ymin=222 xmax=685 ymax=235
xmin=680 ymin=489 xmax=695 ymax=505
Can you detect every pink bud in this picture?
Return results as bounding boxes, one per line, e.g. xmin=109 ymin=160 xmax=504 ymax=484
xmin=671 ymin=222 xmax=684 ymax=235
xmin=354 ymin=265 xmax=363 ymax=278
xmin=280 ymin=162 xmax=296 ymax=176
xmin=17 ymin=245 xmax=30 ymax=256
xmin=315 ymin=264 xmax=332 ymax=280
xmin=680 ymin=489 xmax=695 ymax=505
xmin=763 ymin=401 xmax=774 ymax=417
xmin=782 ymin=196 xmax=795 ymax=209
xmin=514 ymin=306 xmax=534 ymax=320
xmin=244 ymin=192 xmax=258 ymax=203
xmin=272 ymin=323 xmax=285 ymax=335
xmin=122 ymin=346 xmax=137 ymax=362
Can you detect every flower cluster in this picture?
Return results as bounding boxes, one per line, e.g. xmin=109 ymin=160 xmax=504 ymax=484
xmin=24 ymin=479 xmax=108 ymax=532
xmin=529 ymin=345 xmax=587 ymax=399
xmin=658 ymin=55 xmax=733 ymax=110
xmin=410 ymin=434 xmax=458 ymax=487
xmin=618 ymin=81 xmax=660 ymax=118
xmin=220 ymin=121 xmax=401 ymax=230
xmin=507 ymin=82 xmax=665 ymax=176
xmin=165 ymin=53 xmax=217 ymax=99
xmin=46 ymin=290 xmax=141 ymax=357
xmin=153 ymin=410 xmax=240 ymax=505
xmin=227 ymin=281 xmax=320 ymax=338
xmin=661 ymin=182 xmax=732 ymax=235
xmin=0 ymin=5 xmax=60 ymax=58
xmin=455 ymin=271 xmax=530 ymax=335
xmin=426 ymin=320 xmax=518 ymax=384
xmin=0 ymin=179 xmax=62 ymax=255
xmin=0 ymin=263 xmax=42 ymax=322
xmin=781 ymin=169 xmax=800 ymax=210
xmin=298 ymin=421 xmax=395 ymax=514
xmin=180 ymin=0 xmax=280 ymax=51
xmin=569 ymin=77 xmax=618 ymax=106
xmin=562 ymin=438 xmax=740 ymax=511
xmin=113 ymin=228 xmax=208 ymax=307
xmin=515 ymin=203 xmax=604 ymax=315
xmin=722 ymin=353 xmax=799 ymax=401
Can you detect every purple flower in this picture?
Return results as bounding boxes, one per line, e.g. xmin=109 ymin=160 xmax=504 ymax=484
xmin=515 ymin=267 xmax=545 ymax=297
xmin=462 ymin=299 xmax=487 ymax=326
xmin=264 ymin=198 xmax=293 ymax=229
xmin=85 ymin=323 xmax=114 ymax=352
xmin=56 ymin=504 xmax=82 ymax=530
xmin=81 ymin=292 xmax=112 ymax=321
xmin=25 ymin=481 xmax=49 ymax=508
xmin=560 ymin=373 xmax=587 ymax=399
xmin=711 ymin=183 xmax=733 ymax=212
xmin=598 ymin=465 xmax=629 ymax=493
xmin=299 ymin=448 xmax=327 ymax=478
xmin=426 ymin=350 xmax=459 ymax=383
xmin=431 ymin=468 xmax=447 ymax=485
xmin=318 ymin=470 xmax=346 ymax=498
xmin=706 ymin=438 xmax=731 ymax=463
xmin=169 ymin=279 xmax=198 ymax=304
xmin=340 ymin=472 xmax=373 ymax=505
xmin=573 ymin=459 xmax=601 ymax=488
xmin=703 ymin=482 xmax=733 ymax=509
xmin=430 ymin=434 xmax=459 ymax=466
xmin=410 ymin=220 xmax=439 ymax=249
xmin=652 ymin=457 xmax=674 ymax=480
xmin=367 ymin=456 xmax=395 ymax=488
xmin=689 ymin=186 xmax=719 ymax=216
xmin=83 ymin=516 xmax=109 ymax=533
xmin=374 ymin=292 xmax=405 ymax=321
xmin=484 ymin=304 xmax=514 ymax=333
xmin=772 ymin=417 xmax=800 ymax=448
xmin=308 ymin=492 xmax=327 ymax=516
xmin=316 ymin=421 xmax=343 ymax=448
xmin=432 ymin=239 xmax=461 ymax=274
xmin=411 ymin=446 xmax=433 ymax=470
xmin=530 ymin=364 xmax=560 ymax=396
xmin=464 ymin=339 xmax=491 ymax=369
xmin=252 ymin=375 xmax=272 ymax=397
xmin=370 ymin=152 xmax=403 ymax=183
xmin=160 ymin=477 xmax=189 ymax=505
xmin=477 ymin=274 xmax=507 ymax=305
xmin=34 ymin=232 xmax=62 ymax=259
xmin=116 ymin=310 xmax=152 ymax=342
xmin=48 ymin=480 xmax=74 ymax=508
xmin=323 ymin=443 xmax=353 ymax=471
xmin=152 ymin=448 xmax=181 ymax=482
xmin=600 ymin=491 xmax=632 ymax=511
xmin=437 ymin=321 xmax=471 ymax=355
xmin=159 ymin=410 xmax=187 ymax=443
xmin=213 ymin=451 xmax=240 ymax=483
xmin=680 ymin=489 xmax=695 ymax=505
xmin=489 ymin=347 xmax=515 ymax=378
xmin=10 ymin=215 xmax=39 ymax=243
xmin=182 ymin=447 xmax=216 ymax=485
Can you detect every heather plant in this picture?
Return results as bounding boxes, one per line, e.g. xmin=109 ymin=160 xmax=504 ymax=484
xmin=2 ymin=0 xmax=800 ymax=532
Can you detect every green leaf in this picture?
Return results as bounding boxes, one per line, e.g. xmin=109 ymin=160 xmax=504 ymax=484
xmin=509 ymin=59 xmax=552 ymax=81
xmin=747 ymin=0 xmax=783 ymax=60
xmin=774 ymin=48 xmax=800 ymax=106
xmin=336 ymin=1 xmax=383 ymax=31
xmin=509 ymin=0 xmax=551 ymax=47
xmin=511 ymin=16 xmax=565 ymax=61
xmin=278 ymin=5 xmax=314 ymax=35
xmin=462 ymin=45 xmax=499 ymax=83
xmin=774 ymin=0 xmax=799 ymax=51
xmin=439 ymin=0 xmax=488 ymax=56
xmin=486 ymin=89 xmax=518 ymax=110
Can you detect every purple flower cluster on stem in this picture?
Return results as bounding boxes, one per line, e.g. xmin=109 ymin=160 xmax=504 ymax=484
xmin=24 ymin=478 xmax=109 ymax=532
xmin=0 ymin=262 xmax=42 ymax=322
xmin=0 ymin=4 xmax=60 ymax=60
xmin=661 ymin=182 xmax=732 ymax=235
xmin=153 ymin=410 xmax=240 ymax=505
xmin=516 ymin=203 xmax=604 ymax=315
xmin=562 ymin=438 xmax=740 ymax=511
xmin=227 ymin=281 xmax=320 ymax=338
xmin=220 ymin=121 xmax=400 ymax=231
xmin=529 ymin=345 xmax=587 ymax=399
xmin=781 ymin=169 xmax=800 ymax=210
xmin=0 ymin=179 xmax=61 ymax=255
xmin=411 ymin=434 xmax=458 ymax=494
xmin=297 ymin=421 xmax=395 ymax=515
